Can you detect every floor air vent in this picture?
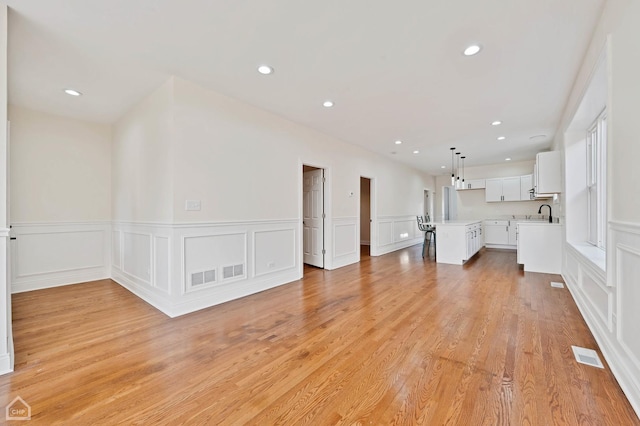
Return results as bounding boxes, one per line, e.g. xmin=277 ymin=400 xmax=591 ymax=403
xmin=550 ymin=281 xmax=565 ymax=288
xmin=571 ymin=346 xmax=604 ymax=369
xmin=191 ymin=269 xmax=216 ymax=286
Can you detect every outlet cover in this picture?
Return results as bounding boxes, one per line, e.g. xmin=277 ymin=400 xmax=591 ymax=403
xmin=185 ymin=200 xmax=201 ymax=211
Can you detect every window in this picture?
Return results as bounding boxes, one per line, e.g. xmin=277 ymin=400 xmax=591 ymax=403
xmin=586 ymin=109 xmax=607 ymax=249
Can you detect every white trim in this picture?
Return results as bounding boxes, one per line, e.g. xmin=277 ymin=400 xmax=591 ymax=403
xmin=610 ymin=220 xmax=640 ymax=235
xmin=11 ymin=221 xmax=111 ymax=227
xmin=0 ymin=353 xmax=12 ymax=375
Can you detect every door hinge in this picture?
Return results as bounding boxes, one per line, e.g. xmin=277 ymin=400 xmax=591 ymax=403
xmin=322 ymin=213 xmax=326 ymax=219
xmin=322 ymin=249 xmax=326 ymax=255
xmin=322 ymin=177 xmax=326 ymax=183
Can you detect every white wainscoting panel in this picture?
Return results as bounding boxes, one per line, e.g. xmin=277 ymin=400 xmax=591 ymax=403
xmin=154 ymin=236 xmax=170 ymax=294
xmin=111 ymin=223 xmax=173 ymax=317
xmin=332 ymin=217 xmax=358 ymax=269
xmin=11 ymin=222 xmax=111 ymax=293
xmin=112 ymin=230 xmax=121 ymax=269
xmin=123 ymin=232 xmax=152 ymax=284
xmin=254 ymin=228 xmax=296 ymax=277
xmin=378 ymin=220 xmax=393 ymax=247
xmin=375 ymin=216 xmax=423 ymax=256
xmin=112 ymin=220 xmax=300 ymax=318
xmin=564 ymin=221 xmax=640 ymax=418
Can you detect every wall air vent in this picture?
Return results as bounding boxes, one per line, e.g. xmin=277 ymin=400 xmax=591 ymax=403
xmin=191 ymin=272 xmax=204 ymax=286
xmin=191 ymin=269 xmax=216 ymax=286
xmin=223 ymin=263 xmax=245 ymax=280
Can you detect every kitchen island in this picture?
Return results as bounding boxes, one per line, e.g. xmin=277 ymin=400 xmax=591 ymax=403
xmin=434 ymin=220 xmax=483 ymax=265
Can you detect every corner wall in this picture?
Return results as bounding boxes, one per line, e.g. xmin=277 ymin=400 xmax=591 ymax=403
xmin=558 ymin=0 xmax=640 ymax=418
xmin=8 ymin=106 xmax=112 ymax=293
xmin=111 ymin=76 xmax=434 ymax=317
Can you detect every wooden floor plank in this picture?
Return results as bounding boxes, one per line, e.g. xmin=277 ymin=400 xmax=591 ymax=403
xmin=0 ymin=246 xmax=638 ymax=425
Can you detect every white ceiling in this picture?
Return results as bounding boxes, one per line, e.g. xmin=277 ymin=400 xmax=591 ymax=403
xmin=5 ymin=0 xmax=604 ymax=175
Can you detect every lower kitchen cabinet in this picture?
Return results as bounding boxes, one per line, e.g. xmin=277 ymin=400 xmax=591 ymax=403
xmin=517 ymin=223 xmax=563 ymax=273
xmin=436 ymin=220 xmax=483 ymax=265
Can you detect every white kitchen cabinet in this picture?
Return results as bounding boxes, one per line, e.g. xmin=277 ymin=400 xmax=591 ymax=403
xmin=520 ymin=174 xmax=533 ymax=200
xmin=485 ymin=179 xmax=503 ymax=202
xmin=484 ymin=220 xmax=509 ymax=245
xmin=458 ymin=179 xmax=486 ymax=190
xmin=517 ymin=223 xmax=563 ymax=273
xmin=436 ymin=220 xmax=483 ymax=265
xmin=508 ymin=221 xmax=518 ymax=245
xmin=485 ymin=177 xmax=521 ymax=202
xmin=535 ymin=151 xmax=562 ymax=194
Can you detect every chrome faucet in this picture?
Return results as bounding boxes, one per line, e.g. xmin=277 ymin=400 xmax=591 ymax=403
xmin=538 ymin=204 xmax=552 ymax=223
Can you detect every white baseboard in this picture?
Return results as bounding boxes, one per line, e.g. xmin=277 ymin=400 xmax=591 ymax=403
xmin=12 ymin=269 xmax=109 ymax=293
xmin=0 ymin=353 xmax=13 ymax=375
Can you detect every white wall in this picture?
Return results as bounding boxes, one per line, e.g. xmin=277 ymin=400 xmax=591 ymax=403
xmin=557 ymin=0 xmax=640 ymax=417
xmin=434 ymin=160 xmax=543 ymax=221
xmin=9 ymin=106 xmax=111 ymax=222
xmin=0 ymin=4 xmax=12 ymax=375
xmin=112 ymin=78 xmax=174 ymax=223
xmin=8 ymin=106 xmax=112 ymax=293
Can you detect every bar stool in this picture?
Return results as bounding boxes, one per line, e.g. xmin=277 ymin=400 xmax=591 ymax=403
xmin=416 ymin=216 xmax=436 ymax=258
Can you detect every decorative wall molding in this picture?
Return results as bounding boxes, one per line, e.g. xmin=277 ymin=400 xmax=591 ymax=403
xmin=331 ymin=216 xmax=359 ymax=270
xmin=11 ymin=215 xmax=423 ymax=318
xmin=375 ymin=215 xmax=422 ymax=256
xmin=10 ymin=222 xmax=111 ymax=293
xmin=563 ymin=221 xmax=640 ymax=418
xmin=111 ymin=219 xmax=301 ymax=317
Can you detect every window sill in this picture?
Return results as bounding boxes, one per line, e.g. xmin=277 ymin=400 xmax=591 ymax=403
xmin=568 ymin=241 xmax=606 ymax=274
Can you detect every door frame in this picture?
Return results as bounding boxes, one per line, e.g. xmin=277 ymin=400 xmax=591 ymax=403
xmin=358 ymin=176 xmax=377 ymax=257
xmin=299 ymin=160 xmax=332 ymax=273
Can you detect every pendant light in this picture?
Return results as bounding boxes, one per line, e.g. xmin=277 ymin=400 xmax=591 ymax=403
xmin=461 ymin=156 xmax=466 ymax=189
xmin=450 ymin=147 xmax=456 ymax=186
xmin=455 ymin=152 xmax=461 ymax=189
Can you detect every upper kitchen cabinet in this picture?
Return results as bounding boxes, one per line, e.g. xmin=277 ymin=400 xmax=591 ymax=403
xmin=457 ymin=179 xmax=485 ymax=190
xmin=485 ymin=177 xmax=521 ymax=202
xmin=535 ymin=151 xmax=562 ymax=194
xmin=520 ymin=174 xmax=533 ymax=200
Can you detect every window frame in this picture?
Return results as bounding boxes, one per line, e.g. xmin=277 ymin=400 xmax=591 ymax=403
xmin=586 ymin=109 xmax=607 ymax=250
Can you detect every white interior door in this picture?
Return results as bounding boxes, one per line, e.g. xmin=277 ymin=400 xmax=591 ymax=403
xmin=303 ymin=169 xmax=324 ymax=267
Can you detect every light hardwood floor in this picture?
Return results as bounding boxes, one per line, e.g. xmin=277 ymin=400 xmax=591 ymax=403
xmin=1 ymin=246 xmax=638 ymax=425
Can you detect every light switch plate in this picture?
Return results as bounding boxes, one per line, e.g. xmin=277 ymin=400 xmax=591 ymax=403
xmin=185 ymin=200 xmax=201 ymax=211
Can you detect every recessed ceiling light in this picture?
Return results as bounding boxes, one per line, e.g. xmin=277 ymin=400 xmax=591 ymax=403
xmin=497 ymin=136 xmax=506 ymax=141
xmin=257 ymin=65 xmax=273 ymax=75
xmin=491 ymin=120 xmax=502 ymax=126
xmin=441 ymin=165 xmax=446 ymax=169
xmin=463 ymin=44 xmax=482 ymax=56
xmin=323 ymin=100 xmax=334 ymax=108
xmin=395 ymin=140 xmax=402 ymax=145
xmin=413 ymin=150 xmax=419 ymax=154
xmin=63 ymin=88 xmax=82 ymax=96
xmin=505 ymin=157 xmax=512 ymax=161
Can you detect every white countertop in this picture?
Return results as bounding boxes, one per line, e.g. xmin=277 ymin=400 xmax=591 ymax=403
xmin=516 ymin=221 xmax=563 ymax=226
xmin=431 ymin=220 xmax=482 ymax=226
